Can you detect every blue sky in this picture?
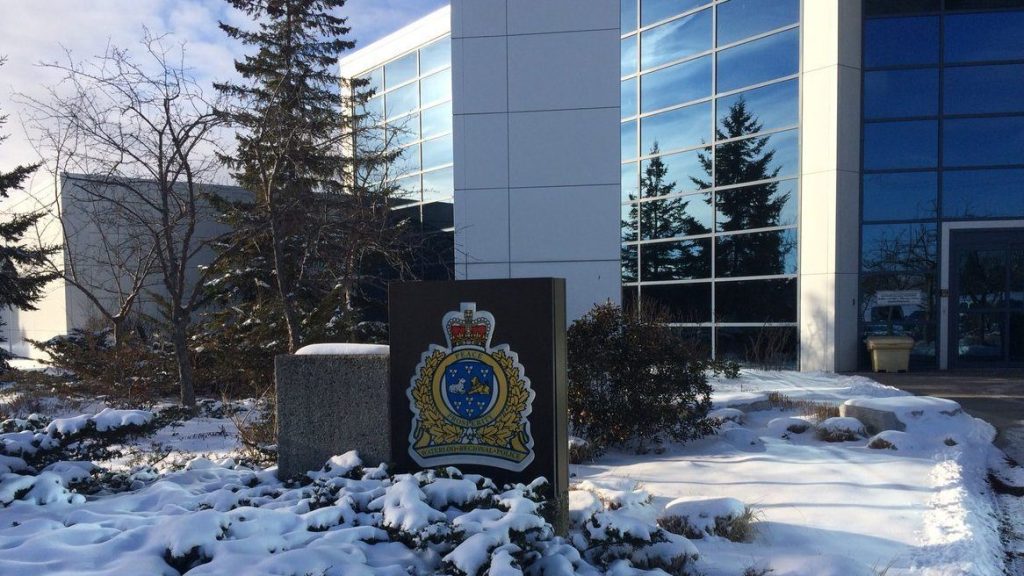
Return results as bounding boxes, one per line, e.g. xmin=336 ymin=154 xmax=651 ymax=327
xmin=0 ymin=0 xmax=449 ymax=169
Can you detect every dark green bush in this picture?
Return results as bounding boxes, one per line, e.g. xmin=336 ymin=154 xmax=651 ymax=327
xmin=567 ymin=303 xmax=714 ymax=455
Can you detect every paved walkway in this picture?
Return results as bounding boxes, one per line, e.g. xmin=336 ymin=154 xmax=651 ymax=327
xmin=854 ymin=370 xmax=1024 ymax=463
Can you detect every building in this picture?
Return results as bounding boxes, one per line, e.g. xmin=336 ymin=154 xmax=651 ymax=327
xmin=341 ymin=0 xmax=1024 ymax=372
xmin=1 ymin=174 xmax=244 ymax=358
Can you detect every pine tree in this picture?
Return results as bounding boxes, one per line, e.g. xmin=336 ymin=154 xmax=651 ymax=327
xmin=693 ymin=99 xmax=790 ymax=277
xmin=0 ymin=57 xmax=59 ymax=365
xmin=626 ymin=144 xmax=710 ymax=282
xmin=206 ymin=0 xmax=409 ymax=369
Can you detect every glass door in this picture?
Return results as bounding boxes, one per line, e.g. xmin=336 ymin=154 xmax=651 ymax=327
xmin=950 ymin=230 xmax=1024 ymax=366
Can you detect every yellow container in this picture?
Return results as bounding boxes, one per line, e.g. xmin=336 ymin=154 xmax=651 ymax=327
xmin=865 ymin=336 xmax=915 ymax=372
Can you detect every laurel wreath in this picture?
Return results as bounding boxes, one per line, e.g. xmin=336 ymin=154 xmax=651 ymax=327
xmin=412 ymin=348 xmax=529 ymax=450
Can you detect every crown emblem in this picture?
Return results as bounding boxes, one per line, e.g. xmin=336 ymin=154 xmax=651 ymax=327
xmin=445 ymin=303 xmax=492 ymax=349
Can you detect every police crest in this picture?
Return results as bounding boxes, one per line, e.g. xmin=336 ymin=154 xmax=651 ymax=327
xmin=407 ymin=303 xmax=536 ymax=471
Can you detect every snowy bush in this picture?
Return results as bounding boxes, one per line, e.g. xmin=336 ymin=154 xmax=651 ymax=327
xmin=767 ymin=416 xmax=812 ymax=437
xmin=569 ymin=436 xmax=596 ymax=464
xmin=816 ymin=417 xmax=867 ymax=442
xmin=708 ymin=408 xmax=745 ymax=426
xmin=867 ymin=430 xmax=919 ymax=451
xmin=658 ymin=497 xmax=757 ymax=542
xmin=568 ymin=303 xmax=714 ymax=455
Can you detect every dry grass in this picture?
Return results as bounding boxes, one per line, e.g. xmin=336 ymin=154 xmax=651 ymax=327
xmin=658 ymin=506 xmax=760 ymax=542
xmin=226 ymin=388 xmax=277 ymax=466
xmin=765 ymin=391 xmax=840 ymax=422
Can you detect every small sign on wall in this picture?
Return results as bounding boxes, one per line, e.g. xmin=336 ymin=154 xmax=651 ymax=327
xmin=875 ymin=290 xmax=923 ymax=307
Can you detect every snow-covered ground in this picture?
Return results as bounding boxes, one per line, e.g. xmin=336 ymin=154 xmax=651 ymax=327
xmin=0 ymin=369 xmax=1020 ymax=575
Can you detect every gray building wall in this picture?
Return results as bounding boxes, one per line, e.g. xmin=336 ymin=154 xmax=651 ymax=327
xmin=451 ymin=0 xmax=622 ymax=321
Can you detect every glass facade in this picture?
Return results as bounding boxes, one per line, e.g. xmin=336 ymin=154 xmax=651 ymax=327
xmin=356 ymin=35 xmax=454 ymax=278
xmin=621 ymin=0 xmax=800 ymax=366
xmin=860 ymin=1 xmax=1024 ymax=368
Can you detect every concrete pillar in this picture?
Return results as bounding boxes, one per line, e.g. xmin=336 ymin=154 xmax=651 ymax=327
xmin=451 ymin=0 xmax=621 ymax=321
xmin=799 ymin=0 xmax=862 ymax=372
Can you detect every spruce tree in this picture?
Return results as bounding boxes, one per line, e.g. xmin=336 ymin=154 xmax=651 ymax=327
xmin=694 ymin=99 xmax=790 ymax=277
xmin=206 ymin=0 xmax=408 ymax=373
xmin=0 ymin=57 xmax=59 ymax=365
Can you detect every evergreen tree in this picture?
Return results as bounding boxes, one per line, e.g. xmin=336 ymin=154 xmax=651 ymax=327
xmin=625 ymin=144 xmax=710 ymax=282
xmin=694 ymin=99 xmax=790 ymax=277
xmin=0 ymin=57 xmax=59 ymax=365
xmin=210 ymin=0 xmax=404 ymax=359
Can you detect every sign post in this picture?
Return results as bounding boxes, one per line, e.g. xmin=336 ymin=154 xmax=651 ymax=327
xmin=389 ymin=278 xmax=568 ymax=532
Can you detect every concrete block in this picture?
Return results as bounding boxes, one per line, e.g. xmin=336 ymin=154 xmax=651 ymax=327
xmin=276 ymin=354 xmax=391 ymax=478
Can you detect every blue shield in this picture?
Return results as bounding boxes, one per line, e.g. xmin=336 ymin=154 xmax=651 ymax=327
xmin=443 ymin=359 xmax=497 ymax=420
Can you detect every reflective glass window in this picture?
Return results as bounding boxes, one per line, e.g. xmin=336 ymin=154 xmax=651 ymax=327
xmin=358 ymin=67 xmax=383 ymax=94
xmin=640 ymin=55 xmax=711 ymax=113
xmin=640 ymin=101 xmax=711 ymax=155
xmin=641 ymin=238 xmax=711 ymax=280
xmin=622 ymin=162 xmax=640 ymax=202
xmin=716 ymin=79 xmax=798 ymax=137
xmin=944 ymin=117 xmax=1024 ymax=167
xmin=860 ymin=274 xmax=936 ymax=325
xmin=716 ymin=0 xmax=799 ymax=46
xmin=622 ymin=244 xmax=638 ymax=281
xmin=863 ymin=17 xmax=939 ymax=68
xmin=422 ymin=167 xmax=454 ymax=202
xmin=640 ymin=9 xmax=712 ymax=70
xmin=863 ymin=121 xmax=937 ymax=170
xmin=622 ymin=204 xmax=638 ymax=242
xmin=640 ymin=148 xmax=711 ymax=196
xmin=421 ymin=101 xmax=452 ymax=138
xmin=672 ymin=327 xmax=712 ymax=356
xmin=385 ymin=53 xmax=417 ymax=88
xmin=642 ymin=282 xmax=711 ymax=322
xmin=359 ymin=94 xmax=384 ymax=120
xmin=641 ymin=0 xmax=707 ymax=27
xmin=392 ymin=114 xmax=419 ymax=147
xmin=946 ymin=0 xmax=1024 ymax=8
xmin=622 ymin=36 xmax=638 ymax=77
xmin=716 ymin=229 xmax=797 ymax=277
xmin=863 ymin=69 xmax=939 ymax=119
xmin=864 ymin=0 xmax=939 ymax=15
xmin=622 ymin=286 xmax=639 ymax=310
xmin=943 ymin=169 xmax=1024 ymax=218
xmin=715 ymin=279 xmax=797 ymax=321
xmin=862 ymin=172 xmax=937 ymax=221
xmin=420 ymin=68 xmax=451 ymax=107
xmin=622 ymin=0 xmax=638 ymax=33
xmin=640 ymin=192 xmax=712 ymax=239
xmin=944 ymin=11 xmax=1024 ymax=63
xmin=716 ymin=28 xmax=798 ymax=93
xmin=422 ymin=201 xmax=454 ymax=230
xmin=715 ymin=129 xmax=798 ymax=186
xmin=716 ymin=179 xmax=797 ymax=232
xmin=419 ymin=37 xmax=450 ymax=74
xmin=394 ymin=143 xmax=420 ymax=176
xmin=385 ymin=83 xmax=418 ymax=119
xmin=716 ymin=325 xmax=797 ymax=366
xmin=622 ymin=120 xmax=638 ymax=160
xmin=622 ymin=78 xmax=638 ymax=119
xmin=395 ymin=173 xmax=421 ymax=201
xmin=421 ymin=134 xmax=452 ymax=170
xmin=861 ymin=223 xmax=937 ymax=273
xmin=944 ymin=64 xmax=1024 ymax=115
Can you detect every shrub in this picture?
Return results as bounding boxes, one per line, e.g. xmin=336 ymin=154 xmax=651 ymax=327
xmin=567 ymin=303 xmax=713 ymax=455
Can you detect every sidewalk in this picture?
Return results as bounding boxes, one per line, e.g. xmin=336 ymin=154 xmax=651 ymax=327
xmin=855 ymin=369 xmax=1024 ymax=463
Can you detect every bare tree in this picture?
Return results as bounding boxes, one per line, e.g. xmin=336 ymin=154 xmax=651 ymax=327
xmin=22 ymin=33 xmax=226 ymax=407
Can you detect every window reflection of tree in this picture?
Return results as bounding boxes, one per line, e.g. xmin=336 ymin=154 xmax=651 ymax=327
xmin=625 ymin=143 xmax=711 ymax=282
xmin=695 ymin=98 xmax=792 ymax=277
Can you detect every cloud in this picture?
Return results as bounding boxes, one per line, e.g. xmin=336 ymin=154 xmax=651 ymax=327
xmin=0 ymin=0 xmax=445 ymax=176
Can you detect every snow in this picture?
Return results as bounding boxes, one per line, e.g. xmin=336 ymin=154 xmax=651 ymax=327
xmin=0 ymin=369 xmax=1017 ymax=575
xmin=294 ymin=343 xmax=389 ymax=356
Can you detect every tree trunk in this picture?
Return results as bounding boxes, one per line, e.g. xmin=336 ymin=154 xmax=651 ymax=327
xmin=172 ymin=318 xmax=196 ymax=408
xmin=270 ymin=220 xmax=302 ymax=353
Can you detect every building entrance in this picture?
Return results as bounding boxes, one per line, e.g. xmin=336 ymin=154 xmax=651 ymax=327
xmin=949 ymin=229 xmax=1024 ymax=366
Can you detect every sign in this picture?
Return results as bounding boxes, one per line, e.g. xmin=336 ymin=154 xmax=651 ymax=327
xmin=389 ymin=279 xmax=568 ymax=509
xmin=407 ymin=303 xmax=536 ymax=470
xmin=875 ymin=290 xmax=923 ymax=306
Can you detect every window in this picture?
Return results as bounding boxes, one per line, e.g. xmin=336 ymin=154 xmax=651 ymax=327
xmin=716 ymin=0 xmax=799 ymax=46
xmin=385 ymin=53 xmax=417 ymax=88
xmin=640 ymin=55 xmax=711 ymax=112
xmin=716 ymin=28 xmax=798 ymax=93
xmin=640 ymin=8 xmax=712 ymax=70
